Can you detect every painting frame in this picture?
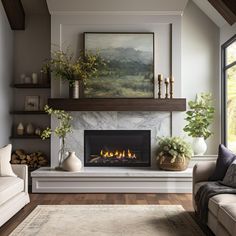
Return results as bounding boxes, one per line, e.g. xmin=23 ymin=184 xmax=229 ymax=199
xmin=83 ymin=32 xmax=155 ymax=98
xmin=24 ymin=96 xmax=40 ymax=111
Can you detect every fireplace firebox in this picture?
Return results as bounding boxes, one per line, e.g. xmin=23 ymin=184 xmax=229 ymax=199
xmin=84 ymin=130 xmax=151 ymax=167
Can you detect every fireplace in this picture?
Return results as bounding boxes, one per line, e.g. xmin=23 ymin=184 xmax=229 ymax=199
xmin=84 ymin=130 xmax=151 ymax=167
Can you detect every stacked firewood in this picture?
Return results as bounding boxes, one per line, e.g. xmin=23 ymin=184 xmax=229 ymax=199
xmin=11 ymin=149 xmax=48 ymax=168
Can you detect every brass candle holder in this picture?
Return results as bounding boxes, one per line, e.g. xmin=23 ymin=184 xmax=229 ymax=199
xmin=170 ymin=76 xmax=174 ymax=99
xmin=157 ymin=74 xmax=163 ymax=99
xmin=165 ymin=78 xmax=169 ymax=99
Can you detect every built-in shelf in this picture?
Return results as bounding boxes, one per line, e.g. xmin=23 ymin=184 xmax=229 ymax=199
xmin=10 ymin=134 xmax=49 ymax=140
xmin=12 ymin=83 xmax=51 ymax=89
xmin=48 ymin=98 xmax=186 ymax=111
xmin=10 ymin=111 xmax=47 ymax=115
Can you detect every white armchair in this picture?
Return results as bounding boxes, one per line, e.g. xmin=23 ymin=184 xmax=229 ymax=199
xmin=0 ymin=164 xmax=30 ymax=227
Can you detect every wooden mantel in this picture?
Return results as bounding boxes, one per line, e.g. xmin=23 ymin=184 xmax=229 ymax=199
xmin=48 ymin=98 xmax=186 ymax=111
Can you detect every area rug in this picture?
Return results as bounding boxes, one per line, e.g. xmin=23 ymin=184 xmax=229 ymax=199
xmin=10 ymin=205 xmax=205 ymax=236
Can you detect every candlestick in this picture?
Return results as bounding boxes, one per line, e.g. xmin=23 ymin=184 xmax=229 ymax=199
xmin=157 ymin=74 xmax=163 ymax=99
xmin=165 ymin=77 xmax=169 ymax=99
xmin=170 ymin=76 xmax=174 ymax=99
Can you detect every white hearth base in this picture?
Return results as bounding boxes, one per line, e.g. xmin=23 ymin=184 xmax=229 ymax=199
xmin=32 ymin=167 xmax=193 ymax=193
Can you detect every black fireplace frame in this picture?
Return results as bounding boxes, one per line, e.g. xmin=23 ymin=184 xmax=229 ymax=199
xmin=84 ymin=130 xmax=151 ymax=167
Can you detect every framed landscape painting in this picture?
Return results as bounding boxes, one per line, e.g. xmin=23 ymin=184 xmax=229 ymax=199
xmin=83 ymin=32 xmax=154 ymax=98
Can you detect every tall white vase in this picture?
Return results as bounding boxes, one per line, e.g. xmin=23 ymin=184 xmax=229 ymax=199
xmin=62 ymin=151 xmax=82 ymax=172
xmin=192 ymin=137 xmax=207 ymax=155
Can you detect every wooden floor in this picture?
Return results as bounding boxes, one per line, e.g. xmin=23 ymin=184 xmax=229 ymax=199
xmin=0 ymin=193 xmax=203 ymax=236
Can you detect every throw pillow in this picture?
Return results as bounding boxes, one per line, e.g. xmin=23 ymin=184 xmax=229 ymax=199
xmin=0 ymin=144 xmax=16 ymax=177
xmin=221 ymin=160 xmax=236 ymax=188
xmin=209 ymin=144 xmax=236 ymax=181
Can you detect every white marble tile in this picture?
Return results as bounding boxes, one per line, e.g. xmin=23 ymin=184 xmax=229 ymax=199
xmin=64 ymin=111 xmax=171 ymax=167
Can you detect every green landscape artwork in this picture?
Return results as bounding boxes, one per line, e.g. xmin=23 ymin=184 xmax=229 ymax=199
xmin=84 ymin=33 xmax=154 ymax=98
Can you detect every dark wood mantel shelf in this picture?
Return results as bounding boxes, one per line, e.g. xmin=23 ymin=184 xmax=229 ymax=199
xmin=48 ymin=98 xmax=186 ymax=111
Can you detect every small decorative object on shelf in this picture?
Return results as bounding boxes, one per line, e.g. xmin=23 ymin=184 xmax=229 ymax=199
xmin=32 ymin=73 xmax=38 ymax=84
xmin=26 ymin=123 xmax=34 ymax=135
xmin=11 ymin=149 xmax=48 ymax=168
xmin=16 ymin=122 xmax=24 ymax=135
xmin=183 ymin=92 xmax=215 ymax=155
xmin=43 ymin=47 xmax=106 ymax=99
xmin=62 ymin=151 xmax=82 ymax=172
xmin=25 ymin=96 xmax=40 ymax=111
xmin=24 ymin=76 xmax=32 ymax=84
xmin=170 ymin=76 xmax=174 ymax=99
xmin=164 ymin=77 xmax=169 ymax=99
xmin=156 ymin=136 xmax=193 ymax=171
xmin=41 ymin=105 xmax=73 ymax=169
xmin=35 ymin=128 xmax=42 ymax=136
xmin=157 ymin=74 xmax=163 ymax=99
xmin=20 ymin=74 xmax=26 ymax=84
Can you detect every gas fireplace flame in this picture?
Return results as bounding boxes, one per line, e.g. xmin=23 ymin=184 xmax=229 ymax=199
xmin=100 ymin=149 xmax=136 ymax=159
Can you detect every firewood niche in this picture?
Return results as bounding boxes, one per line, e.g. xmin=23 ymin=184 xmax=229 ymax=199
xmin=11 ymin=149 xmax=48 ymax=168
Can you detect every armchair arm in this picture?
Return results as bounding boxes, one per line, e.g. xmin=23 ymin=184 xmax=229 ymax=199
xmin=193 ymin=161 xmax=216 ymax=186
xmin=11 ymin=164 xmax=28 ymax=193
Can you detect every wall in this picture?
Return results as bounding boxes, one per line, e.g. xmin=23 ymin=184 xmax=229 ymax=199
xmin=0 ymin=2 xmax=13 ymax=147
xmin=220 ymin=23 xmax=236 ymax=45
xmin=182 ymin=0 xmax=220 ymax=154
xmin=49 ymin=0 xmax=221 ymax=167
xmin=12 ymin=3 xmax=51 ymax=156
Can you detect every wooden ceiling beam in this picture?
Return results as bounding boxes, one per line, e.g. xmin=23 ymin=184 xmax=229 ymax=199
xmin=1 ymin=0 xmax=25 ymax=30
xmin=208 ymin=0 xmax=236 ymax=25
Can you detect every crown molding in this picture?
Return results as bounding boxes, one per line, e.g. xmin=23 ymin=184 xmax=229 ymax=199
xmin=49 ymin=10 xmax=183 ymax=16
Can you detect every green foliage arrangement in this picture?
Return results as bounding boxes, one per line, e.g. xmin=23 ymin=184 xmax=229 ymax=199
xmin=43 ymin=48 xmax=106 ymax=87
xmin=183 ymin=93 xmax=215 ymax=140
xmin=41 ymin=105 xmax=73 ymax=167
xmin=156 ymin=137 xmax=193 ymax=163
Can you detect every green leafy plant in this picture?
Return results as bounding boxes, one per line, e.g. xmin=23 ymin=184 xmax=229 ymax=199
xmin=41 ymin=105 xmax=73 ymax=167
xmin=183 ymin=93 xmax=215 ymax=139
xmin=43 ymin=47 xmax=106 ymax=87
xmin=156 ymin=137 xmax=193 ymax=164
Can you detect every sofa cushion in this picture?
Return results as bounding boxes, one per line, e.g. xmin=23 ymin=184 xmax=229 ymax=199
xmin=209 ymin=144 xmax=236 ymax=181
xmin=0 ymin=177 xmax=24 ymax=205
xmin=222 ymin=160 xmax=236 ymax=188
xmin=0 ymin=144 xmax=16 ymax=177
xmin=218 ymin=204 xmax=236 ymax=236
xmin=208 ymin=194 xmax=236 ymax=217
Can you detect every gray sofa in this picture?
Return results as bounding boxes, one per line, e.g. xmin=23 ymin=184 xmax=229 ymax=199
xmin=193 ymin=161 xmax=236 ymax=236
xmin=0 ymin=164 xmax=30 ymax=227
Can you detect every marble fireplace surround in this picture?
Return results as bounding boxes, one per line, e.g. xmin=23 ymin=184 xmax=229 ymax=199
xmin=63 ymin=111 xmax=171 ymax=168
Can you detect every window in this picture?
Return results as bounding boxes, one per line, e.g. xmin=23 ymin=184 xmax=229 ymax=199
xmin=222 ymin=35 xmax=236 ymax=152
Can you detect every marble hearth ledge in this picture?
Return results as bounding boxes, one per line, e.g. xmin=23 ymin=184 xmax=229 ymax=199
xmin=31 ymin=155 xmax=217 ymax=193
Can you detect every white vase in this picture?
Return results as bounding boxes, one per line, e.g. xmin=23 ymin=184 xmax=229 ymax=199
xmin=192 ymin=137 xmax=207 ymax=155
xmin=62 ymin=151 xmax=82 ymax=172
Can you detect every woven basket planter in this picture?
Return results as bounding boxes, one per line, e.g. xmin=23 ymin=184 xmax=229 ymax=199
xmin=157 ymin=155 xmax=190 ymax=171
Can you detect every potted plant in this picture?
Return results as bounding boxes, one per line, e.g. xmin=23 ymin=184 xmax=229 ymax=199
xmin=41 ymin=105 xmax=82 ymax=171
xmin=156 ymin=137 xmax=193 ymax=171
xmin=183 ymin=93 xmax=215 ymax=155
xmin=43 ymin=48 xmax=105 ymax=98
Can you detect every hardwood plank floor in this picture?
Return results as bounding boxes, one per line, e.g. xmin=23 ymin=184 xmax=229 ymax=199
xmin=0 ymin=193 xmax=208 ymax=236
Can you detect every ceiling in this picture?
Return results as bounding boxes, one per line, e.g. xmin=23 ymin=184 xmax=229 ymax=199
xmin=21 ymin=0 xmax=49 ymax=15
xmin=46 ymin=0 xmax=189 ymax=14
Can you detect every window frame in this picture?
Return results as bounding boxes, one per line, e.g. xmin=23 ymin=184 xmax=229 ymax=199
xmin=221 ymin=34 xmax=236 ymax=146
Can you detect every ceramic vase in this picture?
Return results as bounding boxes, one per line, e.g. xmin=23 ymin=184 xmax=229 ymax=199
xmin=26 ymin=123 xmax=34 ymax=135
xmin=192 ymin=137 xmax=207 ymax=155
xmin=69 ymin=80 xmax=80 ymax=99
xmin=62 ymin=151 xmax=82 ymax=172
xmin=17 ymin=123 xmax=24 ymax=135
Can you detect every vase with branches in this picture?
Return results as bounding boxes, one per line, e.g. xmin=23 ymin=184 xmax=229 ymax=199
xmin=43 ymin=47 xmax=106 ymax=98
xmin=41 ymin=105 xmax=73 ymax=168
xmin=183 ymin=92 xmax=215 ymax=155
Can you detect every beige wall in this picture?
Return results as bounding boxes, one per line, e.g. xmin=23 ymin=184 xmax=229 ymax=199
xmin=0 ymin=2 xmax=13 ymax=147
xmin=14 ymin=14 xmax=51 ymax=82
xmin=182 ymin=0 xmax=220 ymax=154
